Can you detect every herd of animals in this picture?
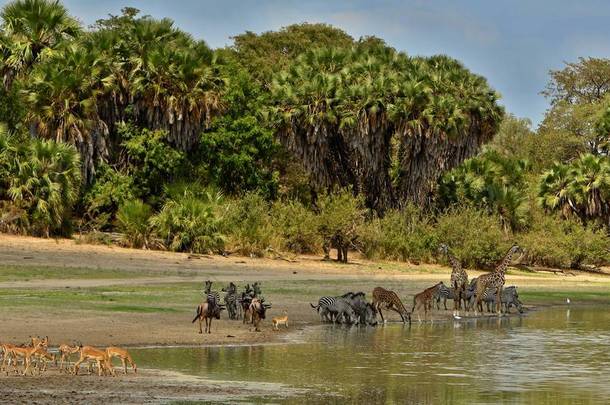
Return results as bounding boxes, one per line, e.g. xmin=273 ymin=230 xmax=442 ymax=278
xmin=310 ymin=244 xmax=525 ymax=325
xmin=194 ymin=244 xmax=526 ymax=332
xmin=0 ymin=336 xmax=136 ymax=377
xmin=0 ymin=244 xmax=524 ymax=377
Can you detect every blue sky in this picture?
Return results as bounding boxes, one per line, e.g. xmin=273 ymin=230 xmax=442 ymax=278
xmin=6 ymin=0 xmax=610 ymax=126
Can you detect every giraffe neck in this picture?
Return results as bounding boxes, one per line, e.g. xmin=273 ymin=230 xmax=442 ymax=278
xmin=448 ymin=254 xmax=460 ymax=271
xmin=495 ymin=249 xmax=516 ymax=276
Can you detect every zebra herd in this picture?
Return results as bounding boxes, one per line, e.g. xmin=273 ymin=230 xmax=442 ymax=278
xmin=310 ymin=292 xmax=379 ymax=326
xmin=434 ymin=278 xmax=524 ymax=314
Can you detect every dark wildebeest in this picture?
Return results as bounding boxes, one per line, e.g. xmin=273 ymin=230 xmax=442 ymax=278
xmin=192 ymin=296 xmax=224 ymax=334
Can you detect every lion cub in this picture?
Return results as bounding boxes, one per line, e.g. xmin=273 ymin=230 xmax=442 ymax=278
xmin=272 ymin=310 xmax=289 ymax=330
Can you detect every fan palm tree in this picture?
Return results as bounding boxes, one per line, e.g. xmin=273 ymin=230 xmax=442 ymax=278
xmin=269 ymin=44 xmax=503 ymax=212
xmin=0 ymin=0 xmax=80 ymax=89
xmin=8 ymin=138 xmax=80 ymax=236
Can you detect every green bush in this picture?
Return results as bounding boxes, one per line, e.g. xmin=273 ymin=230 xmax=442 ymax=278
xmin=81 ymin=164 xmax=137 ymax=231
xmin=434 ymin=206 xmax=511 ymax=268
xmin=519 ymin=211 xmax=610 ymax=268
xmin=271 ymin=200 xmax=320 ymax=254
xmin=223 ymin=193 xmax=277 ymax=256
xmin=151 ymin=193 xmax=225 ymax=254
xmin=116 ymin=199 xmax=154 ymax=248
xmin=359 ymin=205 xmax=436 ymax=263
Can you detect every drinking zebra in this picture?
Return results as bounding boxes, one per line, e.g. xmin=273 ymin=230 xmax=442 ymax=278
xmin=310 ymin=292 xmax=366 ymax=323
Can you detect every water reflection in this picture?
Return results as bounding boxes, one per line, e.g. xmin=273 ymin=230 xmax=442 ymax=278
xmin=133 ymin=306 xmax=610 ymax=404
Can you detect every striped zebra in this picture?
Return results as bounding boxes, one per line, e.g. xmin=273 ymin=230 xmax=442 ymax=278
xmin=433 ymin=283 xmax=455 ymax=310
xmin=222 ymin=282 xmax=240 ymax=320
xmin=203 ymin=280 xmax=221 ymax=306
xmin=310 ymin=292 xmax=356 ymax=322
xmin=479 ymin=286 xmax=523 ymax=313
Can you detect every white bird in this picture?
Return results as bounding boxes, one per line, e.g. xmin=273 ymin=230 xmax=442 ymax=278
xmin=566 ymin=298 xmax=571 ymax=304
xmin=453 ymin=314 xmax=462 ymax=320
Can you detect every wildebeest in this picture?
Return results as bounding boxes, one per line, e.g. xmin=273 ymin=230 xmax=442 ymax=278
xmin=249 ymin=298 xmax=271 ymax=331
xmin=192 ymin=295 xmax=224 ymax=334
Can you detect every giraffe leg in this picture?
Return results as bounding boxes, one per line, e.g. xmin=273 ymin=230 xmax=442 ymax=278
xmin=496 ymin=287 xmax=503 ymax=316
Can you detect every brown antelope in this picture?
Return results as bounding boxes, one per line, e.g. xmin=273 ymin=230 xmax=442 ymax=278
xmin=73 ymin=345 xmax=115 ymax=376
xmin=106 ymin=346 xmax=137 ymax=374
xmin=58 ymin=344 xmax=80 ymax=373
xmin=7 ymin=341 xmax=46 ymax=376
xmin=272 ymin=310 xmax=289 ymax=330
xmin=1 ymin=343 xmax=18 ymax=372
xmin=32 ymin=349 xmax=55 ymax=373
xmin=30 ymin=336 xmax=49 ymax=349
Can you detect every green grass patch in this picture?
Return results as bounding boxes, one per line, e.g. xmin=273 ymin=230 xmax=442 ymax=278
xmin=0 ymin=264 xmax=152 ymax=282
xmin=521 ymin=289 xmax=610 ymax=304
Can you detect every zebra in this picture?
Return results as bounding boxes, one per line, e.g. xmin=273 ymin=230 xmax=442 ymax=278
xmin=310 ymin=292 xmax=363 ymax=323
xmin=480 ymin=286 xmax=524 ymax=314
xmin=222 ymin=282 xmax=240 ymax=320
xmin=203 ymin=280 xmax=221 ymax=307
xmin=434 ymin=283 xmax=455 ymax=310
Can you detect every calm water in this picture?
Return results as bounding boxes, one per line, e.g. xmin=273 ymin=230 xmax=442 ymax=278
xmin=133 ymin=306 xmax=610 ymax=404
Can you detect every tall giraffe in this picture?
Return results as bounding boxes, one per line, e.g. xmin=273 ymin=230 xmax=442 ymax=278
xmin=439 ymin=244 xmax=468 ymax=315
xmin=474 ymin=244 xmax=521 ymax=316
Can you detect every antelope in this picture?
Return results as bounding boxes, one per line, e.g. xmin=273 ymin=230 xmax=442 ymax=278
xmin=1 ymin=343 xmax=18 ymax=372
xmin=58 ymin=343 xmax=80 ymax=373
xmin=272 ymin=310 xmax=289 ymax=330
xmin=7 ymin=340 xmax=46 ymax=376
xmin=32 ymin=349 xmax=55 ymax=373
xmin=73 ymin=345 xmax=115 ymax=376
xmin=106 ymin=346 xmax=137 ymax=374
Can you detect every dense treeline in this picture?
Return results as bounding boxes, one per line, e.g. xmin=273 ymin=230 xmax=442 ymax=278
xmin=1 ymin=1 xmax=609 ymax=269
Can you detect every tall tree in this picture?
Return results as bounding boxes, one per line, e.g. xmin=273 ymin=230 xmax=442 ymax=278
xmin=0 ymin=0 xmax=80 ymax=89
xmin=268 ymin=45 xmax=503 ymax=211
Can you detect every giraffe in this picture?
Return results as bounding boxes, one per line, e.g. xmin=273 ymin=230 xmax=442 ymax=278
xmin=372 ymin=287 xmax=411 ymax=324
xmin=474 ymin=244 xmax=521 ymax=316
xmin=439 ymin=244 xmax=468 ymax=316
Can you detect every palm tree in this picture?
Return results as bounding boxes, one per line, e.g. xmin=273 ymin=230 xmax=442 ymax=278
xmin=538 ymin=154 xmax=610 ymax=226
xmin=269 ymin=45 xmax=503 ymax=212
xmin=0 ymin=0 xmax=80 ymax=89
xmin=8 ymin=138 xmax=80 ymax=236
xmin=23 ymin=40 xmax=109 ymax=182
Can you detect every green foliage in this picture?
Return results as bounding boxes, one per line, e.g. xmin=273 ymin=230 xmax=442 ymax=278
xmin=222 ymin=193 xmax=276 ymax=256
xmin=231 ymin=23 xmax=354 ymax=87
xmin=7 ymin=138 xmax=80 ymax=236
xmin=81 ymin=164 xmax=136 ymax=231
xmin=439 ymin=151 xmax=530 ymax=231
xmin=519 ymin=210 xmax=610 ymax=269
xmin=316 ymin=190 xmax=366 ymax=250
xmin=116 ymin=199 xmax=153 ymax=248
xmin=359 ymin=205 xmax=436 ymax=263
xmin=538 ymin=154 xmax=610 ymax=225
xmin=434 ymin=207 xmax=510 ymax=269
xmin=119 ymin=123 xmax=185 ymax=201
xmin=268 ymin=45 xmax=503 ymax=211
xmin=150 ymin=191 xmax=225 ymax=254
xmin=271 ymin=200 xmax=320 ymax=254
xmin=198 ymin=116 xmax=278 ymax=197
